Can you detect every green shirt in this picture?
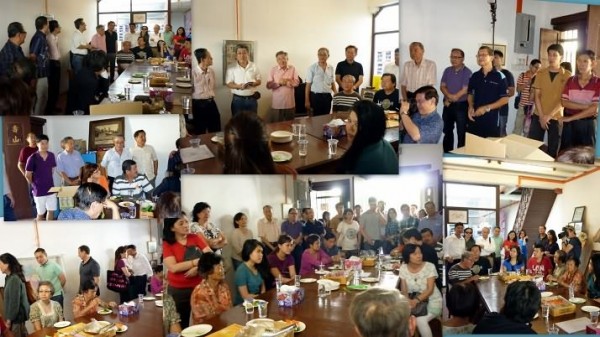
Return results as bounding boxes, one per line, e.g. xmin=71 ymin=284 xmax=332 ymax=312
xmin=350 ymin=139 xmax=398 ymax=174
xmin=492 ymin=235 xmax=503 ymax=256
xmin=34 ymin=261 xmax=64 ymax=296
xmin=163 ymin=31 xmax=174 ymax=47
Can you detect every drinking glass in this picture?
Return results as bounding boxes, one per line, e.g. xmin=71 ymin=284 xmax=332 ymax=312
xmin=298 ymin=139 xmax=308 ymax=157
xmin=243 ymin=299 xmax=254 ymax=314
xmin=488 ymin=268 xmax=493 ymax=276
xmin=294 ymin=275 xmax=301 ymax=287
xmin=548 ymin=324 xmax=559 ymax=334
xmin=542 ymin=304 xmax=550 ymax=319
xmin=328 ymin=139 xmax=339 ymax=155
xmin=591 ymin=311 xmax=600 ymax=324
xmin=128 ymin=205 xmax=136 ymax=219
xmin=298 ymin=124 xmax=306 ymax=140
xmin=291 ymin=123 xmax=300 ymax=138
xmin=182 ymin=95 xmax=192 ymax=112
xmin=256 ymin=300 xmax=268 ymax=318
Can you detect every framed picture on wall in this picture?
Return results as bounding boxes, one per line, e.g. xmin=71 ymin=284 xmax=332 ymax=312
xmin=481 ymin=43 xmax=507 ymax=66
xmin=572 ymin=206 xmax=585 ymax=222
xmin=570 ymin=222 xmax=583 ymax=233
xmin=132 ymin=12 xmax=147 ymax=24
xmin=447 ymin=209 xmax=468 ymax=224
xmin=89 ymin=117 xmax=125 ymax=150
xmin=222 ymin=40 xmax=256 ymax=82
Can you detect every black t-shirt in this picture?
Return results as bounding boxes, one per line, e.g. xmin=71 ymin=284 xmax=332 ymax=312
xmin=105 ymin=31 xmax=118 ymax=54
xmin=473 ymin=256 xmax=492 ymax=276
xmin=373 ymin=88 xmax=400 ymax=111
xmin=567 ymin=237 xmax=582 ymax=261
xmin=420 ymin=243 xmax=439 ymax=269
xmin=335 ymin=60 xmax=363 ymax=91
xmin=499 ymin=68 xmax=515 ymax=117
xmin=473 ymin=312 xmax=536 ymax=334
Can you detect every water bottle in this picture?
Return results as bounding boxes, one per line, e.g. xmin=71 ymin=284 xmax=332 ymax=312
xmin=378 ymin=247 xmax=384 ymax=269
xmin=568 ymin=282 xmax=575 ymax=300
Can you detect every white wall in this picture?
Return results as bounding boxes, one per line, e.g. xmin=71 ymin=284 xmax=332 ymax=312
xmin=171 ymin=12 xmax=185 ymax=36
xmin=43 ymin=115 xmax=181 ymax=185
xmin=399 ymin=0 xmax=586 ymax=144
xmin=192 ymin=0 xmax=375 ymax=123
xmin=0 ymin=219 xmax=156 ymax=320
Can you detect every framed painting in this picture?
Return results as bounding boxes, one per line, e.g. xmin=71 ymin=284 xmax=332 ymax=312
xmin=89 ymin=117 xmax=125 ymax=150
xmin=222 ymin=40 xmax=256 ymax=82
xmin=132 ymin=12 xmax=147 ymax=24
xmin=448 ymin=209 xmax=468 ymax=224
xmin=572 ymin=206 xmax=585 ymax=222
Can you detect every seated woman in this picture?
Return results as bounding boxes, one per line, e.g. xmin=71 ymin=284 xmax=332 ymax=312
xmin=190 ymin=253 xmax=232 ymax=324
xmin=588 ymin=254 xmax=600 ymax=298
xmin=234 ymin=239 xmax=265 ymax=305
xmin=57 ymin=182 xmax=120 ymax=220
xmin=546 ymin=250 xmax=567 ymax=282
xmin=65 ymin=50 xmax=109 ymax=115
xmin=156 ymin=40 xmax=172 ymax=59
xmin=231 ymin=212 xmax=254 ymax=270
xmin=80 ymin=163 xmax=109 ymax=192
xmin=442 ymin=283 xmax=477 ymax=334
xmin=341 ymin=100 xmax=399 ymax=174
xmin=72 ymin=280 xmax=117 ymax=318
xmin=558 ymin=256 xmax=585 ymax=295
xmin=267 ymin=235 xmax=297 ymax=284
xmin=29 ymin=281 xmax=64 ymax=331
xmin=150 ymin=265 xmax=163 ymax=295
xmin=299 ymin=234 xmax=332 ymax=276
xmin=500 ymin=246 xmax=524 ymax=273
xmin=163 ymin=291 xmax=181 ymax=337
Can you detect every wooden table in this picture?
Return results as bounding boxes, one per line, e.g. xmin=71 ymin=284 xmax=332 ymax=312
xmin=476 ymin=275 xmax=595 ymax=333
xmin=203 ymin=269 xmax=399 ymax=337
xmin=27 ymin=302 xmax=162 ymax=337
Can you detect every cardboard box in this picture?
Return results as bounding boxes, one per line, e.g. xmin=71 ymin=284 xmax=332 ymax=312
xmin=542 ymin=295 xmax=576 ymax=317
xmin=451 ymin=133 xmax=554 ymax=161
xmin=48 ymin=186 xmax=79 ymax=210
xmin=276 ymin=286 xmax=304 ymax=307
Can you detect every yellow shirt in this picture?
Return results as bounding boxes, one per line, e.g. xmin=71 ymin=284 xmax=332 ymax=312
xmin=532 ymin=67 xmax=571 ymax=120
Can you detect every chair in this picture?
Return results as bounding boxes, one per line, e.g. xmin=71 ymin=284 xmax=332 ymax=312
xmin=90 ymin=101 xmax=143 ymax=115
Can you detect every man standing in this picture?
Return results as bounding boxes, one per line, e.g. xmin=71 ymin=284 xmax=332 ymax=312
xmin=281 ymin=207 xmax=304 ymax=271
xmin=373 ymin=73 xmax=400 ymax=111
xmin=0 ymin=22 xmax=26 ymax=77
xmin=359 ymin=197 xmax=386 ymax=251
xmin=440 ymin=48 xmax=472 ymax=152
xmin=266 ymin=51 xmax=299 ymax=121
xmin=126 ymin=245 xmax=153 ymax=297
xmin=56 ymin=136 xmax=85 ymax=186
xmin=383 ymin=48 xmax=400 ymax=89
xmin=46 ymin=20 xmax=61 ymax=115
xmin=25 ymin=134 xmax=57 ymax=221
xmin=399 ymin=204 xmax=419 ymax=230
xmin=112 ymin=159 xmax=153 ymax=199
xmin=301 ymin=207 xmax=325 ymax=248
xmin=101 ymin=135 xmax=132 ymax=192
xmin=124 ymin=23 xmax=138 ymax=48
xmin=17 ymin=132 xmax=38 ymax=196
xmin=29 ymin=16 xmax=50 ymax=116
xmin=529 ymin=44 xmax=571 ymax=158
xmin=513 ymin=59 xmax=541 ymax=136
xmin=443 ymin=222 xmax=466 ymax=273
xmin=400 ymin=42 xmax=436 ymax=102
xmin=329 ymin=202 xmax=345 ymax=234
xmin=535 ymin=225 xmax=549 ymax=247
xmin=33 ymin=248 xmax=66 ymax=307
xmin=476 ymin=226 xmax=496 ymax=269
xmin=130 ymin=130 xmax=158 ymax=188
xmin=90 ymin=25 xmax=106 ymax=53
xmin=563 ymin=226 xmax=582 ymax=261
xmin=401 ymin=85 xmax=443 ymax=144
xmin=305 ymin=47 xmax=336 ymax=116
xmin=225 ymin=44 xmax=261 ymax=116
xmin=257 ymin=205 xmax=280 ymax=256
xmin=105 ymin=21 xmax=118 ymax=83
xmin=418 ymin=201 xmax=443 ymax=243
xmin=467 ymin=46 xmax=509 ymax=138
xmin=335 ymin=45 xmax=363 ymax=92
xmin=78 ymin=245 xmax=100 ymax=295
xmin=70 ymin=18 xmax=90 ymax=74
xmin=492 ymin=226 xmax=504 ymax=272
xmin=527 ymin=244 xmax=553 ymax=279
xmin=149 ymin=24 xmax=162 ymax=55
xmin=493 ymin=50 xmax=515 ymax=136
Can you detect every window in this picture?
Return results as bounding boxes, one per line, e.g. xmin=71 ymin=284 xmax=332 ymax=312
xmin=445 ymin=183 xmax=499 ymax=237
xmin=371 ymin=3 xmax=399 ymax=88
xmin=97 ymin=0 xmax=170 ymax=43
xmin=560 ymin=29 xmax=578 ymax=69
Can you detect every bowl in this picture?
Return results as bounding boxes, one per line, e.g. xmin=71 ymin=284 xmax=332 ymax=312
xmin=270 ymin=131 xmax=293 ymax=143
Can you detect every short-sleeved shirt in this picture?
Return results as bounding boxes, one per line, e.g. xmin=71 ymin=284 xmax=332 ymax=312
xmin=337 ymin=220 xmax=360 ymax=251
xmin=441 ymin=65 xmax=472 ymax=102
xmin=517 ymin=71 xmax=535 ymax=106
xmin=0 ymin=40 xmax=25 ymax=77
xmin=281 ymin=220 xmax=303 ymax=239
xmin=361 ymin=211 xmax=383 ymax=241
xmin=335 ymin=60 xmax=364 ymax=91
xmin=499 ymin=69 xmax=515 ymax=117
xmin=267 ymin=65 xmax=299 ymax=109
xmin=190 ymin=222 xmax=224 ymax=255
xmin=25 ymin=151 xmax=56 ymax=197
xmin=111 ymin=174 xmax=153 ymax=198
xmin=302 ymin=220 xmax=325 ymax=238
xmin=306 ymin=62 xmax=335 ymax=94
xmin=561 ymin=75 xmax=600 ymax=116
xmin=18 ymin=146 xmax=38 ymax=165
xmin=467 ymin=68 xmax=508 ymax=137
xmin=257 ymin=218 xmax=280 ymax=243
xmin=29 ymin=300 xmax=63 ymax=328
xmin=400 ymin=59 xmax=437 ymax=93
xmin=116 ymin=50 xmax=135 ymax=67
xmin=419 ymin=215 xmax=443 ymax=243
xmin=332 ymin=92 xmax=361 ymax=112
xmin=532 ymin=67 xmax=571 ymax=119
xmin=163 ymin=234 xmax=209 ymax=288
xmin=79 ymin=256 xmax=100 ymax=291
xmin=527 ymin=256 xmax=553 ymax=279
xmin=29 ymin=30 xmax=49 ymax=78
xmin=57 ymin=208 xmax=92 ymax=220
xmin=403 ymin=111 xmax=443 ymax=144
xmin=56 ymin=150 xmax=85 ymax=178
xmin=267 ymin=253 xmax=294 ymax=278
xmin=567 ymin=237 xmax=582 ymax=260
xmin=234 ymin=262 xmax=263 ymax=304
xmin=399 ymin=216 xmax=419 ymax=230
xmin=324 ymin=245 xmax=340 ymax=257
xmin=105 ymin=31 xmax=118 ymax=54
xmin=100 ymin=147 xmax=133 ymax=178
xmin=373 ymin=89 xmax=400 ymax=111
xmin=448 ymin=263 xmax=473 ymax=285
xmin=502 ymin=259 xmax=524 ymax=272
xmin=398 ymin=262 xmax=442 ymax=316
xmin=130 ymin=144 xmax=158 ymax=181
xmin=34 ymin=261 xmax=65 ymax=297
xmin=226 ymin=61 xmax=261 ymax=96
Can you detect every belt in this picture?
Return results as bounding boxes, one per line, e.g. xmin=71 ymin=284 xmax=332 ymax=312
xmin=72 ymin=54 xmax=85 ymax=57
xmin=197 ymin=97 xmax=214 ymax=102
xmin=233 ymin=94 xmax=255 ymax=100
xmin=311 ymin=92 xmax=331 ymax=95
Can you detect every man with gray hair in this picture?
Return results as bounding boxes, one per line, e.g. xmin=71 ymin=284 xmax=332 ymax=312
xmin=56 ymin=136 xmax=85 ymax=186
xmin=332 ymin=74 xmax=361 ymax=113
xmin=100 ymin=135 xmax=132 ymax=192
xmin=350 ymin=287 xmax=416 ymax=337
xmin=257 ymin=205 xmax=280 ymax=255
xmin=400 ymin=42 xmax=437 ymax=102
xmin=448 ymin=251 xmax=479 ymax=285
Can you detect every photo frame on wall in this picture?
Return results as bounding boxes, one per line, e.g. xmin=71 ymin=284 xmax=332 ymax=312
xmin=222 ymin=40 xmax=256 ymax=82
xmin=572 ymin=206 xmax=585 ymax=222
xmin=447 ymin=209 xmax=468 ymax=224
xmin=481 ymin=43 xmax=507 ymax=66
xmin=132 ymin=12 xmax=147 ymax=24
xmin=570 ymin=222 xmax=583 ymax=233
xmin=89 ymin=117 xmax=125 ymax=150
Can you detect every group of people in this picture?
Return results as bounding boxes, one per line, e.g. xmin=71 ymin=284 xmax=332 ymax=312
xmin=0 ymin=245 xmax=158 ymax=337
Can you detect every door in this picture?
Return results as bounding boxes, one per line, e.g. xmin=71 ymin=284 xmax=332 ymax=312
xmin=587 ymin=6 xmax=600 ymax=75
xmin=539 ymin=28 xmax=560 ymax=67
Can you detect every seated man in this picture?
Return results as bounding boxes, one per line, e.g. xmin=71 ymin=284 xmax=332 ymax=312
xmin=332 ymin=75 xmax=361 ymax=113
xmin=57 ymin=182 xmax=120 ymax=220
xmin=527 ymin=243 xmax=553 ymax=279
xmin=373 ymin=73 xmax=400 ymax=111
xmin=350 ymin=287 xmax=416 ymax=337
xmin=470 ymin=244 xmax=491 ymax=276
xmin=115 ymin=41 xmax=135 ymax=75
xmin=111 ymin=159 xmax=153 ymax=199
xmin=473 ymin=281 xmax=539 ymax=334
xmin=131 ymin=36 xmax=153 ymax=60
xmin=401 ymin=85 xmax=443 ymax=144
xmin=322 ymin=231 xmax=341 ymax=262
xmin=448 ymin=251 xmax=479 ymax=286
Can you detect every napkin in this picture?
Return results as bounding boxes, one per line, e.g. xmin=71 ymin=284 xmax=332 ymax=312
xmin=280 ymin=285 xmax=299 ymax=292
xmin=317 ymin=279 xmax=340 ymax=291
xmin=556 ymin=317 xmax=591 ymax=334
xmin=327 ymin=119 xmax=346 ymax=127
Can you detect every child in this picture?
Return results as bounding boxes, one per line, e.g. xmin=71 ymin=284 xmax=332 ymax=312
xmin=150 ymin=265 xmax=163 ymax=295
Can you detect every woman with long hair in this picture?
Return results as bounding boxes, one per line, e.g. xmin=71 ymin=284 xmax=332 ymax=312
xmin=223 ymin=111 xmax=277 ymax=174
xmin=139 ymin=25 xmax=149 ymax=46
xmin=173 ymin=27 xmax=186 ymax=57
xmin=113 ymin=246 xmax=132 ymax=303
xmin=162 ymin=214 xmax=212 ymax=329
xmin=234 ymin=239 xmax=265 ymax=305
xmin=500 ymin=246 xmax=524 ymax=273
xmin=503 ymin=231 xmax=518 ymax=259
xmin=384 ymin=208 xmax=400 ymax=254
xmin=156 ymin=40 xmax=172 ymax=59
xmin=80 ymin=163 xmax=109 ymax=192
xmin=464 ymin=228 xmax=476 ymax=251
xmin=0 ymin=253 xmax=29 ymax=337
xmin=29 ymin=281 xmax=64 ymax=331
xmin=267 ymin=235 xmax=297 ymax=284
xmin=231 ymin=212 xmax=254 ymax=270
xmin=190 ymin=202 xmax=228 ymax=255
xmin=341 ymin=100 xmax=398 ymax=174
xmin=545 ymin=229 xmax=560 ymax=257
xmin=587 ymin=254 xmax=600 ymax=298
xmin=518 ymin=230 xmax=528 ymax=262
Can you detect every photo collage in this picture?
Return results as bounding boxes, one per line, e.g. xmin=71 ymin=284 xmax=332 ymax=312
xmin=1 ymin=0 xmax=600 ymax=337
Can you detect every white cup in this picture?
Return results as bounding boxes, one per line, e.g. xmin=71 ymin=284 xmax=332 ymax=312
xmin=328 ymin=139 xmax=339 ymax=155
xmin=591 ymin=310 xmax=600 ymax=324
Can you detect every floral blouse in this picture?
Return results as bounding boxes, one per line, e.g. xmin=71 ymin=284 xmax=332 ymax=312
xmin=72 ymin=296 xmax=101 ymax=318
xmin=190 ymin=280 xmax=232 ymax=324
xmin=559 ymin=269 xmax=584 ymax=294
xmin=191 ymin=222 xmax=223 ymax=255
xmin=29 ymin=300 xmax=63 ymax=328
xmin=398 ymin=262 xmax=443 ymax=317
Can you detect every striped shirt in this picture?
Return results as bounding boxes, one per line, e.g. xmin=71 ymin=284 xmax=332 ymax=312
xmin=332 ymin=92 xmax=360 ymax=112
xmin=448 ymin=263 xmax=473 ymax=285
xmin=517 ymin=71 xmax=535 ymax=107
xmin=561 ymin=75 xmax=600 ymax=116
xmin=112 ymin=174 xmax=153 ymax=198
xmin=400 ymin=59 xmax=437 ymax=93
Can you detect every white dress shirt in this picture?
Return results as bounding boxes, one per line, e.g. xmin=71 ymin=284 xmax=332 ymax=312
xmin=400 ymin=59 xmax=437 ymax=93
xmin=476 ymin=235 xmax=496 ymax=257
xmin=71 ymin=30 xmax=88 ymax=55
xmin=443 ymin=234 xmax=466 ymax=260
xmin=225 ymin=61 xmax=261 ymax=96
xmin=130 ymin=144 xmax=158 ymax=181
xmin=127 ymin=254 xmax=153 ymax=276
xmin=100 ymin=147 xmax=133 ymax=178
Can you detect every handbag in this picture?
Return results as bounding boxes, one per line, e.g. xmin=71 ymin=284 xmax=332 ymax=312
xmin=25 ymin=280 xmax=37 ymax=304
xmin=106 ymin=270 xmax=129 ymax=292
xmin=183 ymin=245 xmax=203 ymax=262
xmin=408 ymin=292 xmax=428 ymax=317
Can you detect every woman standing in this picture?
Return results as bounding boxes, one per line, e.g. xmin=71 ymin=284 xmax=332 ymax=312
xmin=518 ymin=230 xmax=528 ymax=262
xmin=163 ymin=215 xmax=212 ymax=329
xmin=190 ymin=253 xmax=232 ymax=324
xmin=384 ymin=208 xmax=400 ymax=254
xmin=558 ymin=256 xmax=584 ymax=295
xmin=398 ymin=244 xmax=442 ymax=337
xmin=234 ymin=239 xmax=265 ymax=305
xmin=113 ymin=246 xmax=132 ymax=303
xmin=337 ymin=209 xmax=360 ymax=257
xmin=0 ymin=253 xmax=29 ymax=337
xmin=503 ymin=231 xmax=519 ymax=259
xmin=192 ymin=48 xmax=221 ymax=134
xmin=545 ymin=230 xmax=560 ymax=257
xmin=464 ymin=228 xmax=476 ymax=251
xmin=190 ymin=202 xmax=228 ymax=255
xmin=80 ymin=163 xmax=109 ymax=192
xmin=231 ymin=212 xmax=254 ymax=270
xmin=139 ymin=26 xmax=150 ymax=46
xmin=267 ymin=235 xmax=297 ymax=284
xmin=500 ymin=246 xmax=524 ymax=273
xmin=299 ymin=234 xmax=332 ymax=276
xmin=173 ymin=27 xmax=186 ymax=58
xmin=29 ymin=281 xmax=64 ymax=331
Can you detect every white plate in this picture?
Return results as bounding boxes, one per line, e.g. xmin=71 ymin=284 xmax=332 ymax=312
xmin=116 ymin=324 xmax=128 ymax=333
xmin=582 ymin=305 xmax=600 ymax=313
xmin=541 ymin=291 xmax=553 ymax=298
xmin=176 ymin=82 xmax=192 ymax=88
xmin=300 ymin=278 xmax=317 ymax=283
xmin=489 ymin=272 xmax=499 ymax=276
xmin=271 ymin=151 xmax=292 ymax=162
xmin=97 ymin=308 xmax=112 ymax=315
xmin=362 ymin=277 xmax=379 ymax=283
xmin=176 ymin=77 xmax=191 ymax=82
xmin=143 ymin=296 xmax=156 ymax=301
xmin=181 ymin=324 xmax=212 ymax=337
xmin=118 ymin=201 xmax=134 ymax=208
xmin=314 ymin=270 xmax=329 ymax=275
xmin=545 ymin=281 xmax=558 ymax=286
xmin=270 ymin=131 xmax=293 ymax=143
xmin=155 ymin=293 xmax=163 ymax=297
xmin=211 ymin=135 xmax=224 ymax=144
xmin=128 ymin=79 xmax=141 ymax=84
xmin=294 ymin=321 xmax=306 ymax=333
xmin=53 ymin=321 xmax=71 ymax=328
xmin=155 ymin=300 xmax=163 ymax=307
xmin=569 ymin=297 xmax=586 ymax=304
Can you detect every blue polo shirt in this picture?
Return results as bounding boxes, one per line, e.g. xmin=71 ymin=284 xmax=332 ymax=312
xmin=467 ymin=68 xmax=507 ymax=137
xmin=403 ymin=111 xmax=443 ymax=144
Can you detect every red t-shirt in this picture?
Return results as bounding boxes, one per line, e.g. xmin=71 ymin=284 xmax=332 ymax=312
xmin=163 ymin=234 xmax=209 ymax=288
xmin=18 ymin=146 xmax=38 ymax=164
xmin=527 ymin=256 xmax=553 ymax=279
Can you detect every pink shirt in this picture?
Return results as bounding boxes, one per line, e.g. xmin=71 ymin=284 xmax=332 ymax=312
xmin=91 ymin=33 xmax=107 ymax=53
xmin=299 ymin=249 xmax=332 ymax=276
xmin=192 ymin=65 xmax=216 ymax=99
xmin=561 ymin=75 xmax=600 ymax=116
xmin=47 ymin=33 xmax=60 ymax=61
xmin=266 ymin=65 xmax=299 ymax=109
